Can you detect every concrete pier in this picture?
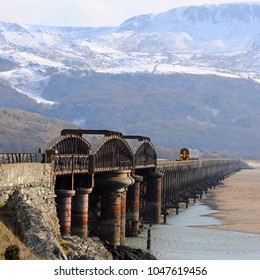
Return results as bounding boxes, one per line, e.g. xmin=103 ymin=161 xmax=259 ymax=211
xmin=100 ymin=190 xmax=123 ymax=245
xmin=94 ymin=171 xmax=134 ymax=245
xmin=71 ymin=187 xmax=92 ymax=237
xmin=55 ymin=189 xmax=75 ymax=237
xmin=120 ymin=191 xmax=127 ymax=244
xmin=126 ymin=175 xmax=143 ymax=237
xmin=146 ymin=171 xmax=163 ymax=224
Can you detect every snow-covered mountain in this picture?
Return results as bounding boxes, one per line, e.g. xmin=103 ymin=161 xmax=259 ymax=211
xmin=2 ymin=3 xmax=260 ymax=158
xmin=0 ymin=3 xmax=260 ymax=104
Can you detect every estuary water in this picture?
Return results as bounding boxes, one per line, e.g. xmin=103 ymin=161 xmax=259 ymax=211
xmin=124 ymin=201 xmax=260 ymax=260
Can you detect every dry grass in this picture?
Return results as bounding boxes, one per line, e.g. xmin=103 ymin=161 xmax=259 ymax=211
xmin=0 ymin=106 xmax=77 ymax=152
xmin=0 ymin=205 xmax=38 ymax=260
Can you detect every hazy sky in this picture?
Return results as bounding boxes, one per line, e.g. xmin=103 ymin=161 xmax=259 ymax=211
xmin=1 ymin=0 xmax=260 ymax=27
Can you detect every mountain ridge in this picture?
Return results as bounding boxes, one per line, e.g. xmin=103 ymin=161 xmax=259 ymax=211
xmin=119 ymin=3 xmax=260 ymax=31
xmin=1 ymin=3 xmax=260 ymax=104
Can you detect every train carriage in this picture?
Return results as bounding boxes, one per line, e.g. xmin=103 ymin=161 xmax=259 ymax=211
xmin=180 ymin=148 xmax=200 ymax=160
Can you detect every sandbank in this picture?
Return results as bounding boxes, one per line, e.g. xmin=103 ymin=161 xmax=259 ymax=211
xmin=200 ymin=160 xmax=260 ymax=235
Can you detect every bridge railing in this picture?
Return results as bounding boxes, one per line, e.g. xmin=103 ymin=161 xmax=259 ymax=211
xmin=157 ymin=158 xmax=240 ymax=169
xmin=52 ymin=154 xmax=89 ymax=175
xmin=0 ymin=153 xmax=35 ymax=164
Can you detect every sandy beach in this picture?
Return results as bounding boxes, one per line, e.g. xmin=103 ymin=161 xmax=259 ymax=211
xmin=201 ymin=161 xmax=260 ymax=235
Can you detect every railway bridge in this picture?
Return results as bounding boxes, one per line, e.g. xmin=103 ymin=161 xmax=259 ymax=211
xmin=0 ymin=129 xmax=240 ymax=246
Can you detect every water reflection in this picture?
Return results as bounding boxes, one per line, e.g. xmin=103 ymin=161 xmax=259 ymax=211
xmin=125 ymin=202 xmax=260 ymax=260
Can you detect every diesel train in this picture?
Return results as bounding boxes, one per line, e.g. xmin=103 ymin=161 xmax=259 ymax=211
xmin=179 ymin=148 xmax=200 ymax=161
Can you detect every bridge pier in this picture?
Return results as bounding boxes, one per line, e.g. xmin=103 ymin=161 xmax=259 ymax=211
xmin=99 ymin=190 xmax=123 ymax=245
xmin=71 ymin=187 xmax=92 ymax=238
xmin=126 ymin=175 xmax=143 ymax=237
xmin=146 ymin=171 xmax=163 ymax=224
xmin=55 ymin=189 xmax=75 ymax=237
xmin=120 ymin=191 xmax=127 ymax=244
xmin=94 ymin=171 xmax=134 ymax=245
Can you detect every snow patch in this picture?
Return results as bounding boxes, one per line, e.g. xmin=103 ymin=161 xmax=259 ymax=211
xmin=0 ymin=68 xmax=57 ymax=105
xmin=154 ymin=63 xmax=248 ymax=79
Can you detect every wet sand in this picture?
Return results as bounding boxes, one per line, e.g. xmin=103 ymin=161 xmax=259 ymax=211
xmin=201 ymin=160 xmax=260 ymax=235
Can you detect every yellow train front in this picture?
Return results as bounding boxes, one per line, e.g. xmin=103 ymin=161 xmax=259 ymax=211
xmin=180 ymin=148 xmax=199 ymax=160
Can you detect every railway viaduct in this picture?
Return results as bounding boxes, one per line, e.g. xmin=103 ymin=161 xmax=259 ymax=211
xmin=0 ymin=129 xmax=240 ymax=246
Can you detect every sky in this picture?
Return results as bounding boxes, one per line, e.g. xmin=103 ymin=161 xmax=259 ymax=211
xmin=1 ymin=0 xmax=260 ymax=27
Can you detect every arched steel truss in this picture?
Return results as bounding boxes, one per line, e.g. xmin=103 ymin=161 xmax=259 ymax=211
xmin=49 ymin=130 xmax=134 ymax=174
xmin=90 ymin=135 xmax=133 ymax=173
xmin=124 ymin=136 xmax=157 ymax=169
xmin=43 ymin=134 xmax=91 ymax=154
xmin=42 ymin=134 xmax=91 ymax=175
xmin=133 ymin=141 xmax=157 ymax=169
xmin=41 ymin=130 xmax=159 ymax=174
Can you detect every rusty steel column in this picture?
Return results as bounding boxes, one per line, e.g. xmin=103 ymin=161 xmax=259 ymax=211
xmin=71 ymin=187 xmax=92 ymax=238
xmin=55 ymin=189 xmax=75 ymax=237
xmin=126 ymin=175 xmax=143 ymax=237
xmin=120 ymin=191 xmax=127 ymax=245
xmin=146 ymin=171 xmax=163 ymax=224
xmin=99 ymin=190 xmax=124 ymax=245
xmin=95 ymin=171 xmax=134 ymax=245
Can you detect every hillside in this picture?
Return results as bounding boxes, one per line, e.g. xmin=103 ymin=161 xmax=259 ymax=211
xmin=0 ymin=81 xmax=43 ymax=112
xmin=41 ymin=72 xmax=260 ymax=159
xmin=1 ymin=3 xmax=260 ymax=158
xmin=0 ymin=107 xmax=76 ymax=152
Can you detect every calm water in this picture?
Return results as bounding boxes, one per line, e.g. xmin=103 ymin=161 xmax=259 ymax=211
xmin=124 ymin=202 xmax=260 ymax=260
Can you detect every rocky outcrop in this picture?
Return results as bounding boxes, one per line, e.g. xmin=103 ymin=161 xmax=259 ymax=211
xmin=60 ymin=237 xmax=156 ymax=260
xmin=103 ymin=242 xmax=157 ymax=260
xmin=3 ymin=190 xmax=66 ymax=259
xmin=60 ymin=236 xmax=113 ymax=260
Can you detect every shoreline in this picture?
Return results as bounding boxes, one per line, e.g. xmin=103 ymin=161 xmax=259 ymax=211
xmin=198 ymin=160 xmax=260 ymax=235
